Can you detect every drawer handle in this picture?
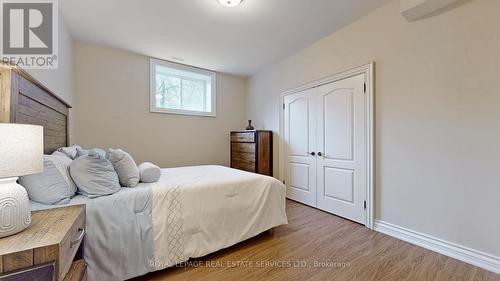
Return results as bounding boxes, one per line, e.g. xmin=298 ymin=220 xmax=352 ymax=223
xmin=71 ymin=228 xmax=85 ymax=248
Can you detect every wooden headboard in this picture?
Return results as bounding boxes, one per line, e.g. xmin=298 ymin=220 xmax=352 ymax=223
xmin=0 ymin=65 xmax=71 ymax=154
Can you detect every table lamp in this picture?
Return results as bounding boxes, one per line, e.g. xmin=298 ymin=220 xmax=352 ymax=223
xmin=0 ymin=124 xmax=43 ymax=238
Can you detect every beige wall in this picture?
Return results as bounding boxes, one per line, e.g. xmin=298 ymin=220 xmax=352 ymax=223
xmin=247 ymin=0 xmax=500 ymax=257
xmin=73 ymin=42 xmax=247 ymax=168
xmin=27 ymin=12 xmax=75 ymax=141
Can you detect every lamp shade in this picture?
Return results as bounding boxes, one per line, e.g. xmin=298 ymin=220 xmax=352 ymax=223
xmin=0 ymin=124 xmax=43 ymax=179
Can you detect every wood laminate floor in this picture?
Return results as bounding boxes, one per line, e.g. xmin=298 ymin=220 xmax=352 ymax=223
xmin=134 ymin=200 xmax=500 ymax=281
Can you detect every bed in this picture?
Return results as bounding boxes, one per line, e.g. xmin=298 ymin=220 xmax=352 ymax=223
xmin=1 ymin=66 xmax=288 ymax=280
xmin=31 ymin=165 xmax=287 ymax=280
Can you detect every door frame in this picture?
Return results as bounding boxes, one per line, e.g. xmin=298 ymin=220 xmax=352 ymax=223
xmin=279 ymin=62 xmax=375 ymax=229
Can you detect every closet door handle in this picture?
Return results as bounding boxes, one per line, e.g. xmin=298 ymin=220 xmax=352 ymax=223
xmin=317 ymin=152 xmax=323 ymax=157
xmin=309 ymin=152 xmax=315 ymax=156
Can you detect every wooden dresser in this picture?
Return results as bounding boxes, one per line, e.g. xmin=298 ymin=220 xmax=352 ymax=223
xmin=0 ymin=205 xmax=86 ymax=281
xmin=230 ymin=130 xmax=273 ymax=176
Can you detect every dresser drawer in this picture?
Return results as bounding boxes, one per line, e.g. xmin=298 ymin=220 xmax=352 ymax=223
xmin=231 ymin=132 xmax=255 ymax=143
xmin=59 ymin=210 xmax=85 ymax=281
xmin=231 ymin=143 xmax=256 ymax=154
xmin=232 ymin=152 xmax=255 ymax=164
xmin=232 ymin=148 xmax=256 ymax=173
xmin=232 ymin=161 xmax=256 ymax=173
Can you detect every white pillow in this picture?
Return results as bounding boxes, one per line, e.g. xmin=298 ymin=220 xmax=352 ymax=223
xmin=107 ymin=149 xmax=140 ymax=187
xmin=138 ymin=162 xmax=161 ymax=183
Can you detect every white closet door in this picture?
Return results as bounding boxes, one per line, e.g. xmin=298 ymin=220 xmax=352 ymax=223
xmin=316 ymin=73 xmax=366 ymax=224
xmin=283 ymin=88 xmax=317 ymax=206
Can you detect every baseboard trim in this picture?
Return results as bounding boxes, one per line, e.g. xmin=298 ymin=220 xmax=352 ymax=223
xmin=374 ymin=220 xmax=500 ymax=274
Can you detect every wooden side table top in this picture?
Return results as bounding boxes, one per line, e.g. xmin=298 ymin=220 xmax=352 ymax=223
xmin=0 ymin=205 xmax=85 ymax=257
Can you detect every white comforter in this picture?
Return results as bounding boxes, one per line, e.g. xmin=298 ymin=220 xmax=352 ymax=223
xmin=152 ymin=165 xmax=288 ymax=270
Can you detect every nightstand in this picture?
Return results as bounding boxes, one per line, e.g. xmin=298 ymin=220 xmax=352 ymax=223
xmin=0 ymin=205 xmax=86 ymax=281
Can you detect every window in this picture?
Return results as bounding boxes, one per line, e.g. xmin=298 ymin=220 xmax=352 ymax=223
xmin=150 ymin=58 xmax=216 ymax=117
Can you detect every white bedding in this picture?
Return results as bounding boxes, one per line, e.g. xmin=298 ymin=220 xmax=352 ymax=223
xmin=152 ymin=165 xmax=288 ymax=269
xmin=30 ymin=165 xmax=288 ymax=280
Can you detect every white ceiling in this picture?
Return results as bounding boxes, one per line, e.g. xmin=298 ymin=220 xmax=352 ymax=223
xmin=61 ymin=0 xmax=389 ymax=76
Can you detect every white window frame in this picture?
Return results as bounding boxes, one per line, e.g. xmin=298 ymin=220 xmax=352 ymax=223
xmin=150 ymin=58 xmax=217 ymax=117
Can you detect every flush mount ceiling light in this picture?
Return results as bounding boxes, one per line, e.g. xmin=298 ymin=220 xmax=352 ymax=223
xmin=217 ymin=0 xmax=243 ymax=8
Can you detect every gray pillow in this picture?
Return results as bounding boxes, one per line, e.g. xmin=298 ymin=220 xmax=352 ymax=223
xmin=70 ymin=152 xmax=121 ymax=198
xmin=52 ymin=150 xmax=69 ymax=158
xmin=107 ymin=149 xmax=139 ymax=187
xmin=19 ymin=155 xmax=75 ymax=205
xmin=49 ymin=153 xmax=78 ymax=194
xmin=57 ymin=145 xmax=82 ymax=160
xmin=75 ymin=147 xmax=87 ymax=158
xmin=76 ymin=147 xmax=107 ymax=159
xmin=138 ymin=162 xmax=161 ymax=183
